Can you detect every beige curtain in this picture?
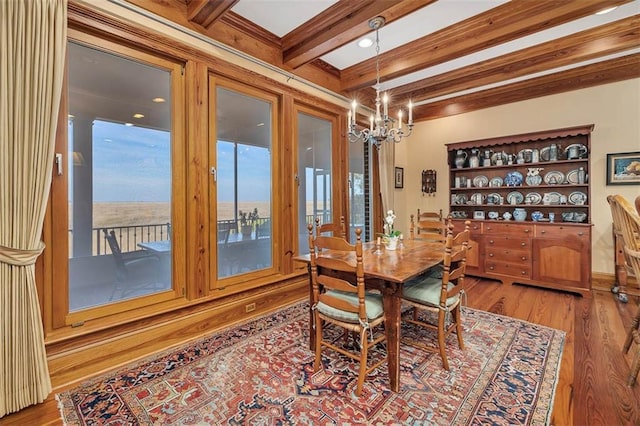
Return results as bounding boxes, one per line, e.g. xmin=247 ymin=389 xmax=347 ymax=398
xmin=378 ymin=143 xmax=395 ymax=215
xmin=0 ymin=0 xmax=66 ymax=417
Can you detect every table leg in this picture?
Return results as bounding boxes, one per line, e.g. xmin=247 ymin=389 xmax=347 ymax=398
xmin=382 ymin=282 xmax=401 ymax=392
xmin=306 ymin=265 xmax=316 ymax=351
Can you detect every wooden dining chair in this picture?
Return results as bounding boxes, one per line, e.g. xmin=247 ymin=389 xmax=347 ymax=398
xmin=607 ymin=194 xmax=640 ymax=386
xmin=401 ymin=220 xmax=470 ymax=370
xmin=307 ymin=225 xmax=387 ymax=396
xmin=410 ymin=208 xmax=447 ymax=242
xmin=315 ymin=216 xmax=346 ymax=239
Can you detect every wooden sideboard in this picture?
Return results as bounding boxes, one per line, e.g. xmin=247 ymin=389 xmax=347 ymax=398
xmin=446 ymin=125 xmax=594 ymax=297
xmin=452 ymin=220 xmax=591 ymax=296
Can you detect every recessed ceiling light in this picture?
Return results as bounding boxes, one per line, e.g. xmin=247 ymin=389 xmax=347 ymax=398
xmin=358 ymin=38 xmax=373 ymax=48
xmin=596 ymin=6 xmax=617 ymax=15
xmin=257 ymin=122 xmax=265 ymax=127
xmin=133 ymin=113 xmax=145 ymax=119
xmin=152 ymin=97 xmax=166 ymax=103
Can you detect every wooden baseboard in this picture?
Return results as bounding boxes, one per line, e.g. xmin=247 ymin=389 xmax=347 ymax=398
xmin=47 ymin=277 xmax=308 ymax=390
xmin=592 ymin=271 xmax=639 ymax=296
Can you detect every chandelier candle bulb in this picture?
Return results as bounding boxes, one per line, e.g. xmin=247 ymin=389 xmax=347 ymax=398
xmin=398 ymin=110 xmax=402 ymax=130
xmin=383 ymin=93 xmax=388 ymax=117
xmin=370 ymin=115 xmax=374 ymax=131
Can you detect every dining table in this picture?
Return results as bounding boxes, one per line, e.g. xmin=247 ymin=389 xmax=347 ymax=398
xmin=294 ymin=237 xmax=445 ymax=393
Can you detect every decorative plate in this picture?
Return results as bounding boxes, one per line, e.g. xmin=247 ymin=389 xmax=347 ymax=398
xmin=506 ymin=191 xmax=524 ymax=205
xmin=568 ymin=191 xmax=588 ymax=205
xmin=539 ymin=146 xmax=551 ymax=161
xmin=525 ymin=192 xmax=542 ymax=205
xmin=489 ymin=176 xmax=503 ymax=187
xmin=491 ymin=152 xmax=507 ymax=166
xmin=525 ymin=175 xmax=542 ymax=186
xmin=453 ymin=194 xmax=468 ymax=205
xmin=470 ymin=192 xmax=485 ymax=205
xmin=543 ymin=170 xmax=565 ymax=185
xmin=488 ymin=211 xmax=500 ymax=220
xmin=517 ymin=148 xmax=533 ymax=162
xmin=565 ymin=169 xmax=587 ymax=185
xmin=473 ymin=175 xmax=489 ymax=188
xmin=504 ymin=171 xmax=523 ymax=186
xmin=542 ymin=191 xmax=562 ymax=205
xmin=486 ymin=192 xmax=502 ymax=205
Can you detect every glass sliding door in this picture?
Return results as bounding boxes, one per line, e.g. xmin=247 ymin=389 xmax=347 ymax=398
xmin=214 ymin=85 xmax=273 ymax=280
xmin=297 ymin=112 xmax=332 ymax=254
xmin=66 ymin=41 xmax=176 ymax=311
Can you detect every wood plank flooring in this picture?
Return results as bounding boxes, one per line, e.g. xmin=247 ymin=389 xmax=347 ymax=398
xmin=1 ymin=278 xmax=639 ymax=425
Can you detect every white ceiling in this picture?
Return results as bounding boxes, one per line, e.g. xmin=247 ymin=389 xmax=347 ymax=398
xmin=231 ymin=0 xmax=640 ymax=102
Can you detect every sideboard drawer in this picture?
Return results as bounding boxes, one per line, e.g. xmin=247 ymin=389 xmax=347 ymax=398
xmin=485 ymin=247 xmax=531 ymax=264
xmin=484 ymin=261 xmax=532 ymax=278
xmin=483 ymin=222 xmax=533 ymax=236
xmin=484 ymin=236 xmax=531 ymax=250
xmin=536 ymin=224 xmax=590 ymax=239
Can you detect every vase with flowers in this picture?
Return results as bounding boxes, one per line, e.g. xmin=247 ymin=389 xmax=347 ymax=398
xmin=238 ymin=208 xmax=259 ymax=238
xmin=381 ymin=210 xmax=402 ymax=250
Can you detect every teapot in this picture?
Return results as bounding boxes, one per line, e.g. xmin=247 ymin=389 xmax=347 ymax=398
xmin=454 ymin=149 xmax=468 ymax=168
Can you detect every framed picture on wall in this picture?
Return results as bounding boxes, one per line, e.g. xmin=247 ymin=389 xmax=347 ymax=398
xmin=606 ymin=151 xmax=640 ymax=185
xmin=395 ymin=167 xmax=404 ymax=189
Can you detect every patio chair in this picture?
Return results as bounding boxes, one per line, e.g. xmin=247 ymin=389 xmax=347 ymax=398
xmin=607 ymin=194 xmax=640 ymax=386
xmin=410 ymin=208 xmax=446 ymax=242
xmin=307 ymin=225 xmax=387 ymax=396
xmin=401 ymin=220 xmax=470 ymax=370
xmin=103 ymin=229 xmax=160 ymax=300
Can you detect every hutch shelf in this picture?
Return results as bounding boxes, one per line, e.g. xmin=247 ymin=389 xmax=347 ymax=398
xmin=447 ymin=124 xmax=594 ymax=296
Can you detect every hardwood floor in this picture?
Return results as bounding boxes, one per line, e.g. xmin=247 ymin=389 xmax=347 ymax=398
xmin=1 ymin=279 xmax=638 ymax=425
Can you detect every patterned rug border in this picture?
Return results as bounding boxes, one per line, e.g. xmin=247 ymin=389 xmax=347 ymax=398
xmin=56 ymin=301 xmax=565 ymax=425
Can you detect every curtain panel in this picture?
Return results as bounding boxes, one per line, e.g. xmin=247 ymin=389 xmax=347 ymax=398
xmin=0 ymin=0 xmax=67 ymax=417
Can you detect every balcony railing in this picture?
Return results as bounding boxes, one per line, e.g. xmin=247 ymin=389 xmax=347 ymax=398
xmin=72 ymin=214 xmax=328 ymax=256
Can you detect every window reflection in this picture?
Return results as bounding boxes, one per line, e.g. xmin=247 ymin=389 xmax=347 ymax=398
xmin=67 ymin=42 xmax=172 ymax=311
xmin=216 ymin=87 xmax=272 ymax=278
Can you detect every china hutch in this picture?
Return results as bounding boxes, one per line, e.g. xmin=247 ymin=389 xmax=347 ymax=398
xmin=447 ymin=124 xmax=593 ymax=296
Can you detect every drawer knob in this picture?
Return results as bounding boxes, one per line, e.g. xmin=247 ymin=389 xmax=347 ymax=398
xmin=578 ymin=232 xmax=584 ymax=236
xmin=524 ymin=229 xmax=530 ymax=233
xmin=489 ymin=253 xmax=494 ymax=257
xmin=521 ymin=271 xmax=527 ymax=275
xmin=489 ymin=240 xmax=494 ymax=244
xmin=522 ymin=256 xmax=526 ymax=260
xmin=489 ymin=266 xmax=495 ymax=270
xmin=521 ymin=242 xmax=526 ymax=246
xmin=541 ymin=230 xmax=546 ymax=234
xmin=487 ymin=226 xmax=492 ymax=231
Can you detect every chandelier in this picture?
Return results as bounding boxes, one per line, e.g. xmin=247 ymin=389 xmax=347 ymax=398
xmin=347 ymin=16 xmax=413 ymax=149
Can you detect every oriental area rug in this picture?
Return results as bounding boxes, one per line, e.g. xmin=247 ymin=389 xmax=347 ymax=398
xmin=57 ymin=302 xmax=564 ymax=425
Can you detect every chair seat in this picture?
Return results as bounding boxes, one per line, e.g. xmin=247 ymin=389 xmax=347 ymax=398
xmin=403 ymin=276 xmax=459 ymax=307
xmin=317 ymin=290 xmax=384 ymax=323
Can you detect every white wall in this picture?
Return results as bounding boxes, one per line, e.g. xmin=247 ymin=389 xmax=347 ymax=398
xmin=395 ymin=78 xmax=640 ymax=274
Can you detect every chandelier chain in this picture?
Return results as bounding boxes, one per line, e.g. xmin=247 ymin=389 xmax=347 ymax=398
xmin=347 ymin=17 xmax=413 ymax=149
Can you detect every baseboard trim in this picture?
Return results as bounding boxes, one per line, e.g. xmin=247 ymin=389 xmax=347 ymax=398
xmin=48 ymin=277 xmax=308 ymax=390
xmin=592 ymin=271 xmax=639 ymax=296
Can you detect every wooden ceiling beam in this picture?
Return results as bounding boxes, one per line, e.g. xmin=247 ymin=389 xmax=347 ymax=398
xmin=389 ymin=15 xmax=640 ymax=106
xmin=187 ymin=0 xmax=239 ymax=29
xmin=282 ymin=0 xmax=435 ymax=69
xmin=340 ymin=0 xmax=632 ymax=92
xmin=412 ymin=53 xmax=640 ymax=121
